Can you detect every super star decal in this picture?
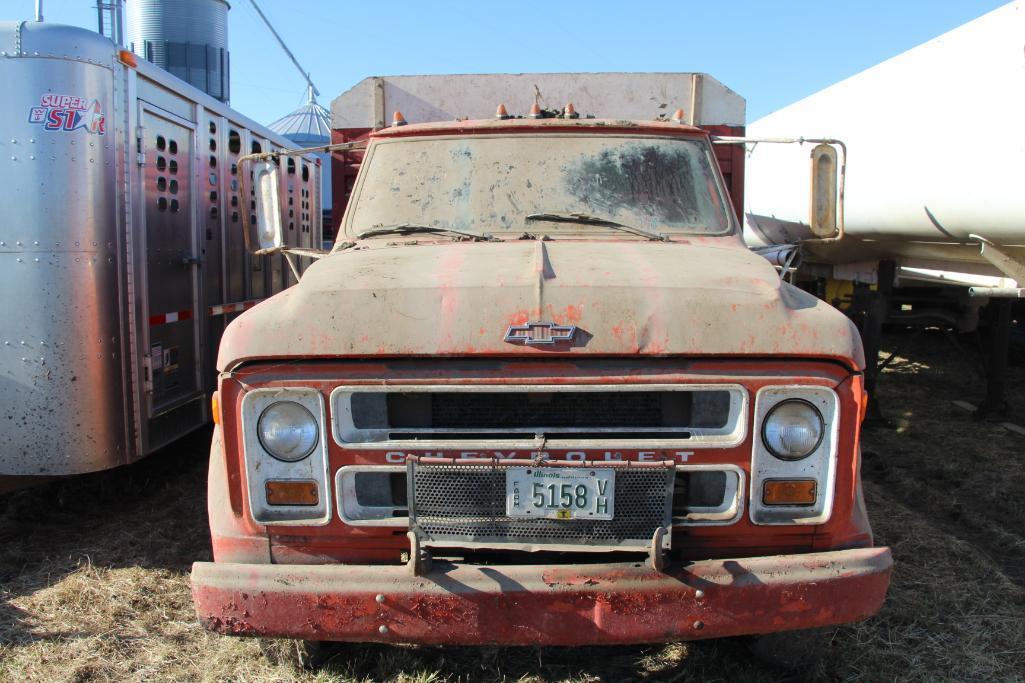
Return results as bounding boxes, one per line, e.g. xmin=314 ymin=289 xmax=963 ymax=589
xmin=28 ymin=93 xmax=105 ymax=135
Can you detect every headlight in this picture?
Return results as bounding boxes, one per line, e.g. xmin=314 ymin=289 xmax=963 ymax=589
xmin=258 ymin=401 xmax=319 ymax=461
xmin=761 ymin=399 xmax=824 ymax=460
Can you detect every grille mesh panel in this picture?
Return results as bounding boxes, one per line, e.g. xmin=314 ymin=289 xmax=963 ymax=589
xmin=410 ymin=462 xmax=674 ymax=549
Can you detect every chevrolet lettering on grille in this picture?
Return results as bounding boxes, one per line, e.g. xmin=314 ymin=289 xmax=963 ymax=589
xmin=504 ymin=321 xmax=577 ymax=345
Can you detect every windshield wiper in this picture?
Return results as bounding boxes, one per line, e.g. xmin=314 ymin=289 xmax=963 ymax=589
xmin=357 ymin=224 xmax=497 ymax=241
xmin=525 ymin=212 xmax=666 ymax=241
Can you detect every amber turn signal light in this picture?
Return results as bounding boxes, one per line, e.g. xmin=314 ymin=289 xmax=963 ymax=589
xmin=265 ymin=480 xmax=319 ymax=506
xmin=210 ymin=391 xmax=220 ymax=425
xmin=118 ymin=49 xmax=137 ymax=68
xmin=762 ymin=479 xmax=817 ymax=506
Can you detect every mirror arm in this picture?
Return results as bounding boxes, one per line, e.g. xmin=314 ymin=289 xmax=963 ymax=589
xmin=283 ymin=252 xmax=301 ymax=281
xmin=711 ymin=136 xmax=846 ymax=244
xmin=253 ymin=246 xmax=329 ymax=260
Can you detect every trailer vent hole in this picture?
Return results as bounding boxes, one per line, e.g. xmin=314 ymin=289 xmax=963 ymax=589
xmin=170 ymin=199 xmax=180 ymax=212
xmin=210 ymin=207 xmax=219 ymax=219
xmin=209 ymin=155 xmax=217 ymax=168
xmin=169 ymin=160 xmax=178 ymax=174
xmin=168 ymin=140 xmax=178 ymax=155
xmin=157 ymin=177 xmax=166 ymax=191
xmin=228 ymin=131 xmax=240 ymax=154
xmin=287 ymin=158 xmax=296 ymax=175
xmin=209 ymin=121 xmax=216 ymax=134
xmin=157 ymin=197 xmax=167 ymax=211
xmin=156 ymin=135 xmax=166 ymax=151
xmin=231 ymin=212 xmax=239 ymax=223
xmin=302 ymin=164 xmax=309 ymax=182
xmin=156 ymin=156 xmax=166 ymax=171
xmin=209 ymin=138 xmax=217 ymax=152
xmin=169 ymin=180 xmax=178 ymax=195
xmin=209 ymin=191 xmax=217 ymax=202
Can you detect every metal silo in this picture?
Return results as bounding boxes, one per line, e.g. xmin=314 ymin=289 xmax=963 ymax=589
xmin=126 ymin=0 xmax=230 ymax=101
xmin=268 ymin=86 xmax=333 ymax=231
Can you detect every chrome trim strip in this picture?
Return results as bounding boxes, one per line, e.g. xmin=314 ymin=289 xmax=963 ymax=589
xmin=672 ymin=464 xmax=745 ymax=526
xmin=335 ymin=464 xmax=407 ymax=527
xmin=329 ymin=383 xmax=749 ymax=450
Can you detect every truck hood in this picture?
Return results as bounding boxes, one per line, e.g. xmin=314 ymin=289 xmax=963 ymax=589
xmin=218 ymin=240 xmax=864 ymax=370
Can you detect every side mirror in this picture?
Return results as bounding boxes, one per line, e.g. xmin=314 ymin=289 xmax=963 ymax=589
xmin=251 ymin=160 xmax=283 ymax=251
xmin=808 ymin=144 xmax=838 ymax=238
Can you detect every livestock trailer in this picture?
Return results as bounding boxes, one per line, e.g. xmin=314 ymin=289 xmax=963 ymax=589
xmin=0 ymin=21 xmax=322 ymax=485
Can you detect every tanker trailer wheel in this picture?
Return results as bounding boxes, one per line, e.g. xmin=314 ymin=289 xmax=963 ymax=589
xmin=745 ymin=627 xmax=832 ymax=669
xmin=259 ymin=638 xmax=347 ymax=670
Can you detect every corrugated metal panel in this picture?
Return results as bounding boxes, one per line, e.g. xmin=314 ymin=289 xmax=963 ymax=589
xmin=126 ymin=0 xmax=230 ymax=101
xmin=127 ymin=0 xmax=228 ymax=49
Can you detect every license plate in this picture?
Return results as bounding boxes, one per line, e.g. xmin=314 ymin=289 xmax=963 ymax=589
xmin=505 ymin=468 xmax=615 ymax=520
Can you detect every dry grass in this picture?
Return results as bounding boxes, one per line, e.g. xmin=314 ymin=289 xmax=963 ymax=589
xmin=2 ymin=328 xmax=1024 ymax=682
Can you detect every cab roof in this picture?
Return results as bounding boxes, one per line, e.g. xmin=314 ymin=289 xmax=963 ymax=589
xmin=371 ymin=117 xmax=709 ymax=140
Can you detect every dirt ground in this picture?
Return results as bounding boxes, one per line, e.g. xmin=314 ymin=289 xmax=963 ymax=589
xmin=2 ymin=329 xmax=1024 ymax=682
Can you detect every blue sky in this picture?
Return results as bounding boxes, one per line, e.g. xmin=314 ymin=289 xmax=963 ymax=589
xmin=17 ymin=1 xmax=1009 ymax=125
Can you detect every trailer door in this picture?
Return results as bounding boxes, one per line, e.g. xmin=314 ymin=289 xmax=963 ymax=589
xmin=142 ymin=111 xmax=200 ymax=413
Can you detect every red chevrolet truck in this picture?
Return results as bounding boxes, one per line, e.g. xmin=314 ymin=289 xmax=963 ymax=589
xmin=190 ymin=96 xmax=891 ymax=651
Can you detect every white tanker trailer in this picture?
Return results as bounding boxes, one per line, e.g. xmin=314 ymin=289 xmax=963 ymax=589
xmin=0 ymin=19 xmax=322 ymax=487
xmin=743 ymin=1 xmax=1025 ymax=291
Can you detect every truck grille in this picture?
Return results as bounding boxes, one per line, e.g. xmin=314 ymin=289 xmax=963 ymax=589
xmin=337 ymin=385 xmax=741 ymax=444
xmin=407 ymin=459 xmax=675 ymax=552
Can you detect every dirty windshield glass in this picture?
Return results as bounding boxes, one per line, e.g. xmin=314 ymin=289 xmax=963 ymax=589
xmin=346 ymin=135 xmax=732 ymax=238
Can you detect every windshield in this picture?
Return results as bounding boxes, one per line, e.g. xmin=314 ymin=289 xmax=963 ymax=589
xmin=345 ymin=134 xmax=733 ymax=239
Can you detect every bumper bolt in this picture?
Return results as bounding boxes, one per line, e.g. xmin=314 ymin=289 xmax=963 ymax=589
xmin=378 ymin=625 xmax=389 ymax=634
xmin=693 ymin=620 xmax=704 ymax=630
xmin=694 ymin=590 xmax=705 ymax=599
xmin=375 ymin=594 xmax=385 ymax=604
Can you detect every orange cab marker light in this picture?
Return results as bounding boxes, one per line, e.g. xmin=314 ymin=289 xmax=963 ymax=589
xmin=211 ymin=391 xmax=220 ymax=425
xmin=118 ymin=49 xmax=137 ymax=68
xmin=391 ymin=111 xmax=407 ymax=127
xmin=762 ymin=479 xmax=817 ymax=506
xmin=528 ymin=102 xmax=542 ymax=119
xmin=265 ymin=480 xmax=319 ymax=506
xmin=672 ymin=108 xmax=686 ymax=123
xmin=563 ymin=102 xmax=576 ymax=118
xmin=495 ymin=103 xmax=510 ymax=119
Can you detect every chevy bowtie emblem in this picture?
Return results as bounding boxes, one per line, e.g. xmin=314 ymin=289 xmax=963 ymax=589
xmin=504 ymin=321 xmax=577 ymax=345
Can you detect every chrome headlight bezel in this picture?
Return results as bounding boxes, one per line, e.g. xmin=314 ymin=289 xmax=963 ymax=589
xmin=749 ymin=385 xmax=839 ymax=526
xmin=760 ymin=398 xmax=825 ymax=461
xmin=240 ymin=388 xmax=331 ymax=526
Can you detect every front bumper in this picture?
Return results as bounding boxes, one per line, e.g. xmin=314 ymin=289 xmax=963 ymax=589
xmin=191 ymin=547 xmax=892 ymax=646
